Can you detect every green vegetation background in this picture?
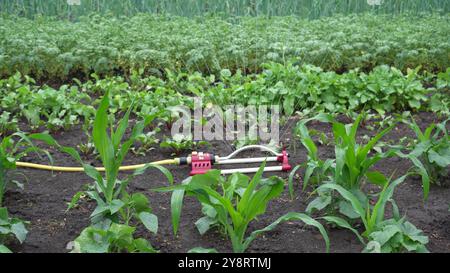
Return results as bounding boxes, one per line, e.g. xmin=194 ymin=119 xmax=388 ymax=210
xmin=2 ymin=0 xmax=450 ymax=19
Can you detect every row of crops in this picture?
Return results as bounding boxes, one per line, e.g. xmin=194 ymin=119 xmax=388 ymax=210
xmin=2 ymin=0 xmax=450 ymax=18
xmin=1 ymin=64 xmax=449 ymax=136
xmin=1 ymin=13 xmax=449 ymax=80
xmin=0 ymin=11 xmax=449 ymax=254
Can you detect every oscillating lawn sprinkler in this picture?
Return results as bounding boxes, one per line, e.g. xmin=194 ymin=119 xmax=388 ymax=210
xmin=181 ymin=145 xmax=292 ymax=175
xmin=16 ymin=145 xmax=292 ymax=176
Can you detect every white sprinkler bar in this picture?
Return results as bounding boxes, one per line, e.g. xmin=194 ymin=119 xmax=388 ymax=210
xmin=216 ymin=156 xmax=279 ymax=165
xmin=220 ymin=166 xmax=284 ymax=175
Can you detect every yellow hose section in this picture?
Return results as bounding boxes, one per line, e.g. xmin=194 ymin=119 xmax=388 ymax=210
xmin=16 ymin=159 xmax=179 ymax=172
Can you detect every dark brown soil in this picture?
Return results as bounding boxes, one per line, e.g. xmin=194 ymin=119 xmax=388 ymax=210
xmin=4 ymin=112 xmax=450 ymax=253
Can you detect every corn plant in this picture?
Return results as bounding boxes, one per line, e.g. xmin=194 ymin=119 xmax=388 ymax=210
xmin=328 ymin=113 xmax=398 ymax=190
xmin=194 ymin=172 xmax=251 ymax=236
xmin=292 ymin=113 xmax=405 ymax=219
xmin=402 ymin=117 xmax=449 ymax=186
xmin=319 ymin=174 xmax=429 ymax=253
xmin=34 ymin=90 xmax=173 ymax=253
xmin=155 ymin=163 xmax=329 ymax=253
xmin=289 ymin=116 xmax=334 ymax=199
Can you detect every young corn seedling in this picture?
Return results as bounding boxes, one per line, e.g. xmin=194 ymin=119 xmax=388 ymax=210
xmin=35 ymin=90 xmax=172 ymax=253
xmin=318 ymin=174 xmax=429 ymax=253
xmin=155 ymin=163 xmax=329 ymax=253
xmin=289 ymin=120 xmax=334 ymax=199
xmin=194 ymin=172 xmax=251 ymax=236
xmin=293 ymin=113 xmax=403 ymax=219
xmin=403 ymin=117 xmax=449 ymax=186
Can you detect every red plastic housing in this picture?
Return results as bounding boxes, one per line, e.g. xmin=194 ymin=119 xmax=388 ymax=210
xmin=190 ymin=152 xmax=212 ymax=176
xmin=277 ymin=149 xmax=292 ymax=172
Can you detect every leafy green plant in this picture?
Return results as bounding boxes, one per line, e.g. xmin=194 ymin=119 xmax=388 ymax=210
xmin=160 ymin=134 xmax=208 ymax=155
xmin=0 ymin=73 xmax=95 ymax=132
xmin=232 ymin=137 xmax=259 ymax=150
xmin=132 ymin=129 xmax=160 ymax=156
xmin=362 ymin=218 xmax=429 ymax=253
xmin=77 ymin=141 xmax=96 ymax=157
xmin=155 ymin=163 xmax=329 ymax=253
xmin=0 ymin=207 xmax=28 ymax=253
xmin=188 ymin=247 xmax=219 ymax=253
xmin=0 ymin=112 xmax=18 ymax=137
xmin=428 ymin=68 xmax=450 ymax=114
xmin=437 ymin=67 xmax=450 ymax=89
xmin=361 ymin=66 xmax=428 ymax=114
xmin=71 ymin=222 xmax=157 ymax=253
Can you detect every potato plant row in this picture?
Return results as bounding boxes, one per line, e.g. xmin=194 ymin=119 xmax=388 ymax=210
xmin=0 ymin=13 xmax=449 ymax=80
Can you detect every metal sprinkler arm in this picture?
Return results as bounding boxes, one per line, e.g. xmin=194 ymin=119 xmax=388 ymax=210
xmin=218 ymin=145 xmax=283 ymax=161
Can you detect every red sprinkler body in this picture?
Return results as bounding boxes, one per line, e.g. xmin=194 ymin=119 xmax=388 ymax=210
xmin=190 ymin=152 xmax=213 ymax=176
xmin=278 ymin=149 xmax=292 ymax=172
